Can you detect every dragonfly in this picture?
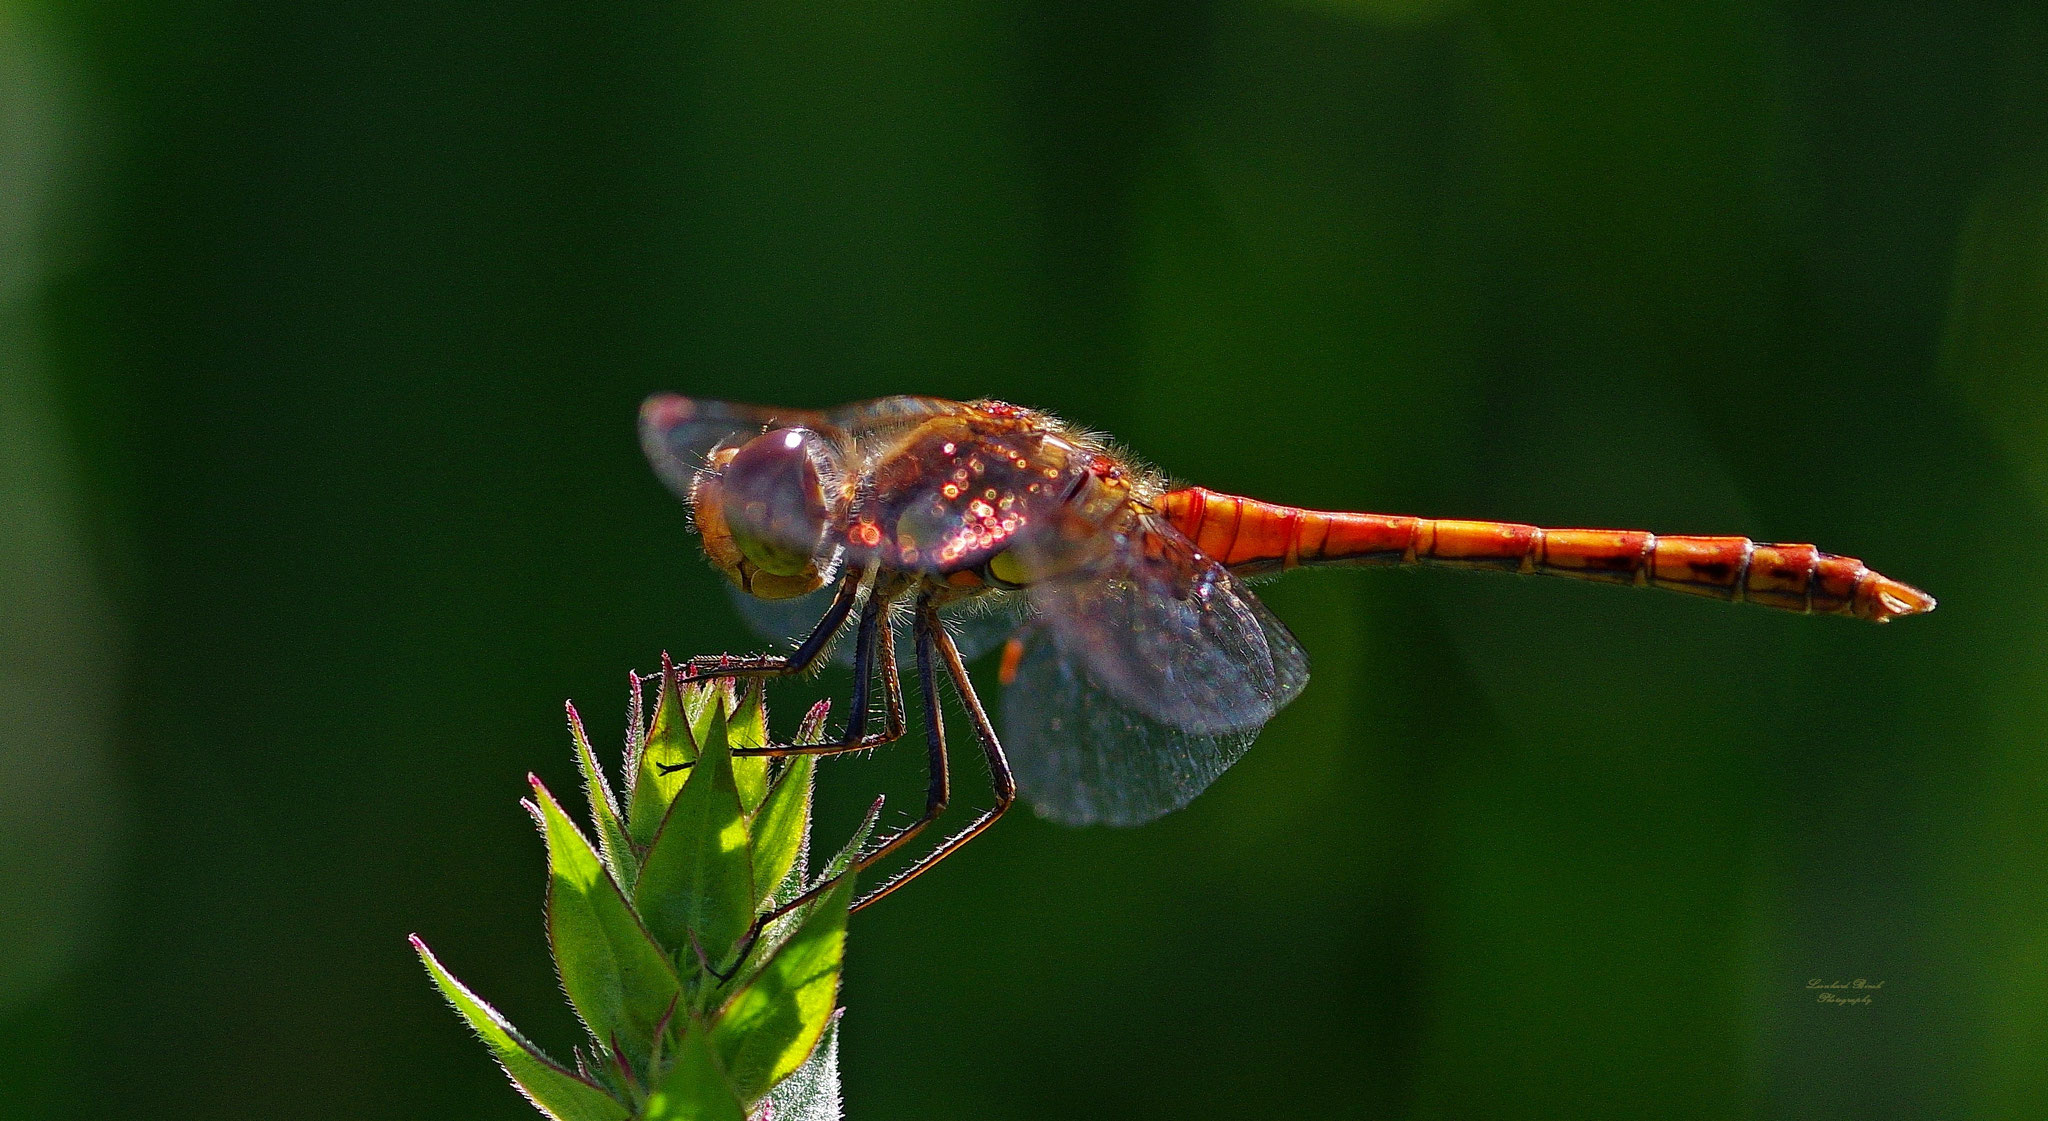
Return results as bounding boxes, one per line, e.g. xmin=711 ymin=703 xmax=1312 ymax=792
xmin=642 ymin=393 xmax=1934 ymax=919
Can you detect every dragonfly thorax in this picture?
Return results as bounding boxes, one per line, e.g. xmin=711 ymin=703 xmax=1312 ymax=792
xmin=849 ymin=411 xmax=1136 ymax=588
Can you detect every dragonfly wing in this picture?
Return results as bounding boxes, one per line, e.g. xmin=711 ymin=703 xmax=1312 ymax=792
xmin=931 ymin=593 xmax=1031 ymax=664
xmin=728 ymin=584 xmax=1024 ymax=667
xmin=999 ymin=515 xmax=1309 ymax=825
xmin=639 ymin=395 xmax=835 ymax=501
xmin=727 ymin=583 xmax=858 ymax=660
xmin=822 ymin=395 xmax=962 ymax=442
xmin=1024 ymin=516 xmax=1309 ymax=736
xmin=1001 ymin=626 xmax=1259 ymax=826
xmin=642 ymin=394 xmax=963 ymax=502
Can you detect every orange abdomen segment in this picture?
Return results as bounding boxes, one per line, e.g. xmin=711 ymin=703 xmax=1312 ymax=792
xmin=1155 ymin=487 xmax=1936 ymax=623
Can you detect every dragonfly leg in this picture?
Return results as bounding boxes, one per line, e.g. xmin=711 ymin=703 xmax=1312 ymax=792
xmin=729 ymin=597 xmax=907 ymax=759
xmin=830 ymin=599 xmax=954 ymax=876
xmin=675 ymin=570 xmax=864 ymax=686
xmin=848 ymin=604 xmax=1015 ymax=914
xmin=660 ymin=589 xmax=904 ymax=776
xmin=705 ymin=602 xmax=1009 ymax=980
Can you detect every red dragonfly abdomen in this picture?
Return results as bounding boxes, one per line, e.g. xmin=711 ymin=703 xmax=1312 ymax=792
xmin=1156 ymin=487 xmax=1936 ymax=623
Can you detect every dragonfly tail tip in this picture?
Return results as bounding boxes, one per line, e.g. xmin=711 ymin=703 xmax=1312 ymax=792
xmin=1868 ymin=576 xmax=1937 ymax=622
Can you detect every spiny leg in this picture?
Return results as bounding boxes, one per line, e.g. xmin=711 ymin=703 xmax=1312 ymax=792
xmin=674 ymin=569 xmax=864 ymax=687
xmin=730 ymin=595 xmax=907 ymax=759
xmin=707 ymin=597 xmax=955 ymax=979
xmin=705 ymin=599 xmax=1019 ymax=978
xmin=849 ymin=614 xmax=1014 ymax=913
xmin=835 ymin=597 xmax=953 ymax=876
xmin=659 ymin=584 xmax=905 ymax=777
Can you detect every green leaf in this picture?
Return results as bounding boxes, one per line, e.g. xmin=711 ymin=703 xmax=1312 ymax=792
xmin=412 ymin=935 xmax=632 ymax=1121
xmin=749 ymin=752 xmax=813 ymax=913
xmin=793 ymin=698 xmax=831 ymax=744
xmin=628 ymin=656 xmax=697 ymax=849
xmin=633 ymin=715 xmax=755 ymax=968
xmin=711 ymin=874 xmax=852 ymax=1103
xmin=639 ymin=1019 xmax=748 ymax=1121
xmin=530 ymin=777 xmax=682 ymax=1063
xmin=569 ymin=701 xmax=636 ymax=891
xmin=626 ymin=669 xmax=647 ymax=765
xmin=821 ymin=795 xmax=881 ymax=882
xmin=685 ymin=675 xmax=728 ymax=752
xmin=725 ymin=680 xmax=771 ymax=815
xmin=751 ymin=792 xmax=880 ymax=980
xmin=757 ymin=1015 xmax=842 ymax=1121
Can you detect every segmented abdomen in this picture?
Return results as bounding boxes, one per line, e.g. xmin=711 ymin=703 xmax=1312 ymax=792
xmin=1155 ymin=487 xmax=1935 ymax=623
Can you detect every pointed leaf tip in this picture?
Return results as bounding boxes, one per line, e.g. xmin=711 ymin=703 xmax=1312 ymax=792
xmin=629 ymin=651 xmax=703 ymax=845
xmin=797 ymin=699 xmax=831 ymax=743
xmin=727 ymin=679 xmax=771 ymax=814
xmin=570 ymin=695 xmax=636 ymax=889
xmin=635 ymin=710 xmax=755 ymax=966
xmin=627 ymin=669 xmax=648 ymax=767
xmin=531 ymin=781 xmax=682 ymax=1067
xmin=414 ymin=936 xmax=632 ymax=1121
xmin=750 ymin=752 xmax=814 ymax=911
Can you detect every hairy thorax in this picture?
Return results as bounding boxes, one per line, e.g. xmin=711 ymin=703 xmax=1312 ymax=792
xmin=847 ymin=403 xmax=1143 ymax=596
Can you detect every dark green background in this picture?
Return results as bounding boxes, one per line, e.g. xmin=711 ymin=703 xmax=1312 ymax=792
xmin=4 ymin=1 xmax=2043 ymax=1117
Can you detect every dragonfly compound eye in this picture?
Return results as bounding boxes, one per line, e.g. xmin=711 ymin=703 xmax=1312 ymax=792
xmin=693 ymin=426 xmax=847 ymax=598
xmin=725 ymin=427 xmax=839 ymax=573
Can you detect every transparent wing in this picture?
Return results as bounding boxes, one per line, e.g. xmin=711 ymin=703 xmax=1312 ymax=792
xmin=932 ymin=593 xmax=1032 ymax=664
xmin=1000 ymin=625 xmax=1259 ymax=827
xmin=639 ymin=395 xmax=833 ymax=501
xmin=728 ymin=584 xmax=1024 ymax=667
xmin=999 ymin=515 xmax=1309 ymax=826
xmin=727 ymin=585 xmax=856 ymax=661
xmin=640 ymin=393 xmax=962 ymax=501
xmin=821 ymin=395 xmax=961 ymax=441
xmin=1024 ymin=515 xmax=1309 ymax=736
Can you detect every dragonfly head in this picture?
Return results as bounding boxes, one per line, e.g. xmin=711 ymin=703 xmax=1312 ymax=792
xmin=692 ymin=427 xmax=849 ymax=599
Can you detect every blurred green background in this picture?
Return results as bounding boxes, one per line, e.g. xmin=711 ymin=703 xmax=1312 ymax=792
xmin=3 ymin=1 xmax=2042 ymax=1117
